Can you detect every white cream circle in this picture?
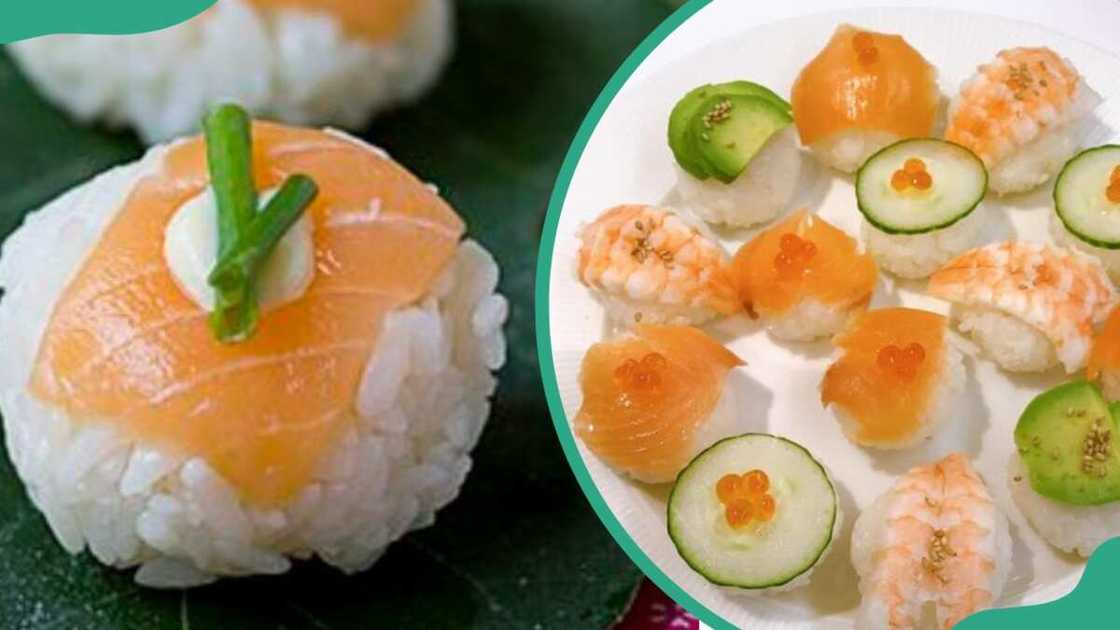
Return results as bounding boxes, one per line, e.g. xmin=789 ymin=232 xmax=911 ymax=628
xmin=164 ymin=187 xmax=315 ymax=312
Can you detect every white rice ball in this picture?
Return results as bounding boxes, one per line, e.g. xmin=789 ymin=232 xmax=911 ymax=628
xmin=765 ymin=298 xmax=862 ymax=342
xmin=1050 ymin=211 xmax=1120 ymax=283
xmin=953 ymin=305 xmax=1058 ymax=373
xmin=1008 ymin=453 xmax=1120 ymax=558
xmin=806 ymin=129 xmax=900 ymax=174
xmin=0 ymin=142 xmax=507 ymax=587
xmin=980 ymin=85 xmax=1101 ymax=195
xmin=7 ymin=0 xmax=453 ymax=142
xmin=861 ymin=207 xmax=983 ymax=280
xmin=829 ymin=343 xmax=966 ymax=449
xmin=675 ymin=127 xmax=802 ymax=228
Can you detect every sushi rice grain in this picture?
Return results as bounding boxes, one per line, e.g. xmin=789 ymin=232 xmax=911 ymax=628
xmin=0 ymin=138 xmax=508 ymax=587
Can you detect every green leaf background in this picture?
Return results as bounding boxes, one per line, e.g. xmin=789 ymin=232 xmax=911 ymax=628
xmin=0 ymin=1 xmax=674 ymax=627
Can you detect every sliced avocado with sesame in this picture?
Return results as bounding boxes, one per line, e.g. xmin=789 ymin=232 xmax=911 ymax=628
xmin=1015 ymin=380 xmax=1120 ymax=506
xmin=668 ymin=81 xmax=792 ymax=180
xmin=688 ymin=94 xmax=793 ymax=184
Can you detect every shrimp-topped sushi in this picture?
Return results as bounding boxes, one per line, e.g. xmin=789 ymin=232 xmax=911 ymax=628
xmin=730 ymin=210 xmax=877 ymax=341
xmin=857 ymin=139 xmax=988 ymax=279
xmin=928 ymin=242 xmax=1116 ymax=373
xmin=852 ymin=453 xmax=1011 ymax=630
xmin=577 ymin=204 xmax=740 ymax=326
xmin=821 ymin=308 xmax=966 ymax=449
xmin=945 ymin=47 xmax=1100 ymax=195
xmin=668 ymin=81 xmax=802 ymax=227
xmin=792 ymin=25 xmax=940 ymax=173
xmin=668 ymin=434 xmax=840 ymax=591
xmin=1089 ymin=306 xmax=1120 ymax=401
xmin=573 ymin=325 xmax=744 ymax=484
xmin=1010 ymin=380 xmax=1120 ymax=557
xmin=9 ymin=0 xmax=452 ymax=141
xmin=0 ymin=105 xmax=507 ymax=587
xmin=1051 ymin=145 xmax=1120 ymax=281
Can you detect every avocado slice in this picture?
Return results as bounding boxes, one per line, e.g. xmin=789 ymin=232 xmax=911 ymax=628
xmin=688 ymin=94 xmax=793 ymax=184
xmin=667 ymin=81 xmax=792 ymax=180
xmin=1015 ymin=380 xmax=1120 ymax=506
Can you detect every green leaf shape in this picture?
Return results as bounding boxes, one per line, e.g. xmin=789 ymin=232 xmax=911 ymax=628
xmin=0 ymin=0 xmax=672 ymax=626
xmin=957 ymin=537 xmax=1120 ymax=629
xmin=0 ymin=1 xmax=216 ymax=44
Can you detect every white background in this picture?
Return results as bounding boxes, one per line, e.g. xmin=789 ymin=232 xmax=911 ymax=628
xmin=609 ymin=1 xmax=1120 ymax=629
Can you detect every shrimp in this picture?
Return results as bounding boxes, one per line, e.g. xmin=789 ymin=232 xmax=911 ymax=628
xmin=577 ymin=204 xmax=740 ymax=325
xmin=946 ymin=47 xmax=1085 ymax=168
xmin=851 ymin=453 xmax=1011 ymax=630
xmin=928 ymin=242 xmax=1116 ymax=373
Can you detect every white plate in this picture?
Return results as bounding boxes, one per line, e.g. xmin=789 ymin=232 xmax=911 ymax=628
xmin=546 ymin=6 xmax=1120 ymax=629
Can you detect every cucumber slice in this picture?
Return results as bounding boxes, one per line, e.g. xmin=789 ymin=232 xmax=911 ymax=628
xmin=668 ymin=81 xmax=792 ymax=180
xmin=856 ymin=138 xmax=987 ymax=235
xmin=1054 ymin=145 xmax=1120 ymax=249
xmin=689 ymin=94 xmax=793 ymax=184
xmin=667 ymin=434 xmax=837 ymax=589
xmin=1015 ymin=380 xmax=1120 ymax=506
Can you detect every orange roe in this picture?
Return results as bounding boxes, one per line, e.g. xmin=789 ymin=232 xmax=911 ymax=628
xmin=774 ymin=233 xmax=818 ymax=277
xmin=858 ymin=47 xmax=879 ymax=65
xmin=890 ymin=170 xmax=910 ymax=191
xmin=755 ymin=494 xmax=776 ymax=522
xmin=877 ymin=342 xmax=926 ymax=379
xmin=891 ymin=157 xmax=933 ymax=192
xmin=852 ymin=31 xmax=875 ymax=51
xmin=903 ymin=158 xmax=926 ymax=174
xmin=743 ymin=469 xmax=770 ymax=494
xmin=613 ymin=352 xmax=667 ymax=391
xmin=716 ymin=474 xmax=742 ymax=503
xmin=726 ymin=500 xmax=754 ymax=527
xmin=716 ymin=470 xmax=777 ymax=529
xmin=1110 ymin=165 xmax=1120 ymax=182
xmin=1108 ymin=181 xmax=1120 ymax=204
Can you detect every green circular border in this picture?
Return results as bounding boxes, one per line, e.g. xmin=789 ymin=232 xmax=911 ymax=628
xmin=532 ymin=1 xmax=735 ymax=628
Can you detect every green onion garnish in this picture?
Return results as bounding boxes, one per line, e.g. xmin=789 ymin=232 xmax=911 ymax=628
xmin=201 ymin=104 xmax=318 ymax=343
xmin=208 ymin=175 xmax=318 ymax=292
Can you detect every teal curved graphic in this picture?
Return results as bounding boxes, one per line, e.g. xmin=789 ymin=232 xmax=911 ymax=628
xmin=1 ymin=0 xmax=215 ymax=44
xmin=532 ymin=0 xmax=1120 ymax=628
xmin=958 ymin=537 xmax=1120 ymax=629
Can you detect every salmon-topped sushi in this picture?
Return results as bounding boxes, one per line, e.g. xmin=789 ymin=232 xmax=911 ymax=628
xmin=577 ymin=204 xmax=740 ymax=326
xmin=821 ymin=308 xmax=965 ymax=449
xmin=945 ymin=47 xmax=1099 ymax=194
xmin=928 ymin=242 xmax=1115 ymax=373
xmin=574 ymin=325 xmax=744 ymax=484
xmin=792 ymin=25 xmax=941 ymax=173
xmin=852 ymin=453 xmax=1011 ymax=630
xmin=0 ymin=105 xmax=507 ymax=587
xmin=10 ymin=0 xmax=452 ymax=141
xmin=731 ymin=210 xmax=877 ymax=341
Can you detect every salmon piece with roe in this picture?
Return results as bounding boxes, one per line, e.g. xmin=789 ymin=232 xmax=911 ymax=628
xmin=574 ymin=325 xmax=744 ymax=484
xmin=792 ymin=24 xmax=940 ymax=173
xmin=731 ymin=210 xmax=877 ymax=341
xmin=821 ymin=307 xmax=965 ymax=449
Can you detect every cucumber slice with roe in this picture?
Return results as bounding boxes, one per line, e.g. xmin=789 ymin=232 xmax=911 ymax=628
xmin=668 ymin=81 xmax=792 ymax=180
xmin=1015 ymin=380 xmax=1120 ymax=506
xmin=1054 ymin=145 xmax=1120 ymax=249
xmin=667 ymin=434 xmax=837 ymax=589
xmin=856 ymin=138 xmax=987 ymax=235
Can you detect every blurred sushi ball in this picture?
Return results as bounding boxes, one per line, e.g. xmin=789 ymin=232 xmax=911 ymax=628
xmin=0 ymin=120 xmax=507 ymax=587
xmin=7 ymin=0 xmax=453 ymax=142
